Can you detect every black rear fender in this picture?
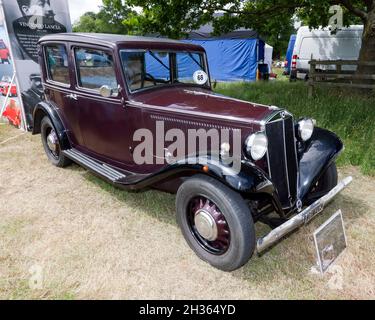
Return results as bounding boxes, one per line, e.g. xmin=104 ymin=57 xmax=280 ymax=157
xmin=32 ymin=101 xmax=70 ymax=150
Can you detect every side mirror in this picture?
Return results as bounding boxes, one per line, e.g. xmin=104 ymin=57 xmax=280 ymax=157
xmin=99 ymin=85 xmax=113 ymax=98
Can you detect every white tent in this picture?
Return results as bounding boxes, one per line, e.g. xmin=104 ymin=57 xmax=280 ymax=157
xmin=264 ymin=44 xmax=273 ymax=73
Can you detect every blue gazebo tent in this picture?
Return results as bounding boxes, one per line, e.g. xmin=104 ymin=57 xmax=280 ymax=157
xmin=183 ymin=24 xmax=266 ymax=82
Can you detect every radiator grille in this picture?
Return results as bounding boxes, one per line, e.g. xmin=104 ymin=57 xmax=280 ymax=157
xmin=265 ymin=115 xmax=298 ymax=208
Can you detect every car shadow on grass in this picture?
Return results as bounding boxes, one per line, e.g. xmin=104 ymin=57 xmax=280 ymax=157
xmin=81 ymin=168 xmax=177 ymax=226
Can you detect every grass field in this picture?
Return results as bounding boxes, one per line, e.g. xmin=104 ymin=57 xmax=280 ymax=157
xmin=0 ymin=124 xmax=374 ymax=299
xmin=216 ymin=76 xmax=375 ymax=176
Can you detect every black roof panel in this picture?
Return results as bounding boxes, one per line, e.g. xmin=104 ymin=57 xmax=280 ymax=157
xmin=39 ymin=33 xmax=195 ymax=46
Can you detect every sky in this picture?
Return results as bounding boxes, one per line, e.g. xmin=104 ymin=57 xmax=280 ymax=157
xmin=68 ymin=0 xmax=103 ymax=24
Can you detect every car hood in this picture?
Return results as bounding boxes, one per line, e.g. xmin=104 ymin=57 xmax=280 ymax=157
xmin=130 ymin=87 xmax=279 ymax=125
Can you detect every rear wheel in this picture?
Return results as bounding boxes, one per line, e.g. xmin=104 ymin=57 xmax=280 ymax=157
xmin=41 ymin=116 xmax=71 ymax=168
xmin=176 ymin=175 xmax=255 ymax=271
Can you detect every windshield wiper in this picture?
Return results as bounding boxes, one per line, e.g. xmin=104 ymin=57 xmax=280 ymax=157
xmin=148 ymin=50 xmax=170 ymax=71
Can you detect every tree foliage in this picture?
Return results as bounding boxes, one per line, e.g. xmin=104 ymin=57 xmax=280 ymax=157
xmin=75 ymin=0 xmax=375 ymax=64
xmin=123 ymin=0 xmax=374 ymax=61
xmin=73 ymin=0 xmax=135 ymax=34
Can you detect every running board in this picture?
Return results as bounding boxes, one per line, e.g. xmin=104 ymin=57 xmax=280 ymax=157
xmin=63 ymin=148 xmax=127 ymax=182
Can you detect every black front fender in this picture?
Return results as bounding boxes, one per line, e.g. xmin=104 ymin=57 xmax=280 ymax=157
xmin=118 ymin=156 xmax=283 ymax=213
xmin=124 ymin=157 xmax=276 ymax=195
xmin=32 ymin=101 xmax=70 ymax=150
xmin=298 ymin=127 xmax=343 ymax=201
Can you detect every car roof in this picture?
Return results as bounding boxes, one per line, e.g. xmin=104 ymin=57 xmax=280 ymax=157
xmin=38 ymin=33 xmax=204 ymax=51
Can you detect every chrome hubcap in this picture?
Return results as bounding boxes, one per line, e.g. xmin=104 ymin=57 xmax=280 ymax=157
xmin=188 ymin=196 xmax=230 ymax=255
xmin=194 ymin=210 xmax=218 ymax=241
xmin=47 ymin=130 xmax=58 ymax=154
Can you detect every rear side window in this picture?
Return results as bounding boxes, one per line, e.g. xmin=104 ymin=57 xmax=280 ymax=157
xmin=45 ymin=44 xmax=70 ymax=84
xmin=74 ymin=47 xmax=118 ymax=93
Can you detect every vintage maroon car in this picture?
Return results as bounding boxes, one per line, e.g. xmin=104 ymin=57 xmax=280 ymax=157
xmin=32 ymin=33 xmax=352 ymax=271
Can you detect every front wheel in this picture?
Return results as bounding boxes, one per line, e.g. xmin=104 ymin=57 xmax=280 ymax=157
xmin=306 ymin=163 xmax=338 ymax=204
xmin=176 ymin=175 xmax=255 ymax=271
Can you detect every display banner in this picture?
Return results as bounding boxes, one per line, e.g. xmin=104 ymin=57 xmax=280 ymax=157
xmin=1 ymin=0 xmax=71 ymax=130
xmin=0 ymin=9 xmax=23 ymax=128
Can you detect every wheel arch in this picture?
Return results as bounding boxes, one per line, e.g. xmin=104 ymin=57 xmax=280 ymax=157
xmin=32 ymin=101 xmax=70 ymax=150
xmin=298 ymin=127 xmax=343 ymax=201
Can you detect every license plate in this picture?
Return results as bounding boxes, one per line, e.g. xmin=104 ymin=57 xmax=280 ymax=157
xmin=313 ymin=210 xmax=347 ymax=273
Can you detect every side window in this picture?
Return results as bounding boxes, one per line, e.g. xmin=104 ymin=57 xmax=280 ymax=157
xmin=45 ymin=44 xmax=70 ymax=84
xmin=74 ymin=47 xmax=118 ymax=94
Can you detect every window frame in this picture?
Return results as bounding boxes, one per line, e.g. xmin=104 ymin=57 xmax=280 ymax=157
xmin=120 ymin=49 xmax=211 ymax=94
xmin=72 ymin=45 xmax=119 ymax=97
xmin=44 ymin=42 xmax=71 ymax=88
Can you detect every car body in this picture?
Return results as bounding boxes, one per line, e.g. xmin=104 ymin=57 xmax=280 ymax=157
xmin=22 ymin=74 xmax=44 ymax=129
xmin=32 ymin=33 xmax=352 ymax=271
xmin=0 ymin=40 xmax=10 ymax=64
xmin=291 ymin=25 xmax=363 ymax=80
xmin=0 ymin=76 xmax=17 ymax=97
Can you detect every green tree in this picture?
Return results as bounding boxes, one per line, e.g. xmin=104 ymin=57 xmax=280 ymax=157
xmin=73 ymin=0 xmax=135 ymax=34
xmin=123 ymin=0 xmax=375 ymax=71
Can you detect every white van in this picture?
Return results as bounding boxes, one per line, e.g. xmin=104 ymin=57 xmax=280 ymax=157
xmin=291 ymin=25 xmax=363 ymax=79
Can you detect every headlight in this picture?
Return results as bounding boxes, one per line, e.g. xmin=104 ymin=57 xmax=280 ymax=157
xmin=298 ymin=118 xmax=314 ymax=141
xmin=245 ymin=132 xmax=268 ymax=161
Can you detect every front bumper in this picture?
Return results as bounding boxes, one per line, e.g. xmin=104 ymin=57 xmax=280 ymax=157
xmin=256 ymin=176 xmax=352 ymax=253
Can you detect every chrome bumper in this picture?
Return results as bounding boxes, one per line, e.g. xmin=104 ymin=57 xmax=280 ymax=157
xmin=256 ymin=176 xmax=353 ymax=253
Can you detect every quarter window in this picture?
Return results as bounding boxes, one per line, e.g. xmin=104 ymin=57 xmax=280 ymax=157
xmin=45 ymin=44 xmax=70 ymax=84
xmin=74 ymin=48 xmax=118 ymax=94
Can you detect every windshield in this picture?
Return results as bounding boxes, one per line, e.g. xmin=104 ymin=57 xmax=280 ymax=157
xmin=120 ymin=50 xmax=210 ymax=92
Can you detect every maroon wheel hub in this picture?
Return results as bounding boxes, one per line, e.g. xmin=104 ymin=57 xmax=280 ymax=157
xmin=188 ymin=196 xmax=230 ymax=255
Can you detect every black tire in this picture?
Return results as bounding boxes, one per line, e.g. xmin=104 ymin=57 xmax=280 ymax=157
xmin=176 ymin=175 xmax=255 ymax=271
xmin=307 ymin=163 xmax=338 ymax=204
xmin=41 ymin=116 xmax=71 ymax=168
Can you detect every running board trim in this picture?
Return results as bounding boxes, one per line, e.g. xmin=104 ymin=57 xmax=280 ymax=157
xmin=63 ymin=149 xmax=127 ymax=182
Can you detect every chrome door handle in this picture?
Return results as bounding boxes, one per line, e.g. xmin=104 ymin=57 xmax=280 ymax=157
xmin=65 ymin=93 xmax=78 ymax=101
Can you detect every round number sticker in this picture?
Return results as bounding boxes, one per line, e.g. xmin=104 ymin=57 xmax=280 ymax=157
xmin=193 ymin=70 xmax=208 ymax=85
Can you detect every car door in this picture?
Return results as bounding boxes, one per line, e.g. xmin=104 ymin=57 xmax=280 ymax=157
xmin=71 ymin=45 xmax=135 ymax=166
xmin=44 ymin=42 xmax=84 ymax=146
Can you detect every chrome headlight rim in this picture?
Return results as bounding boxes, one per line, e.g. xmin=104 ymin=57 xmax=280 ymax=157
xmin=245 ymin=132 xmax=268 ymax=161
xmin=298 ymin=118 xmax=315 ymax=141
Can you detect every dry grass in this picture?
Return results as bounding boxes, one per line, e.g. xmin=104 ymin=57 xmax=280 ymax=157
xmin=0 ymin=124 xmax=374 ymax=300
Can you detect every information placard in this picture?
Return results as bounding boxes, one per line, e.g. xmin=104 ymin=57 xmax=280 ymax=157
xmin=313 ymin=210 xmax=347 ymax=273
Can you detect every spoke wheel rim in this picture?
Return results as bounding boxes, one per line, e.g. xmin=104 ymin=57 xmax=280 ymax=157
xmin=45 ymin=128 xmax=60 ymax=159
xmin=187 ymin=196 xmax=230 ymax=255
